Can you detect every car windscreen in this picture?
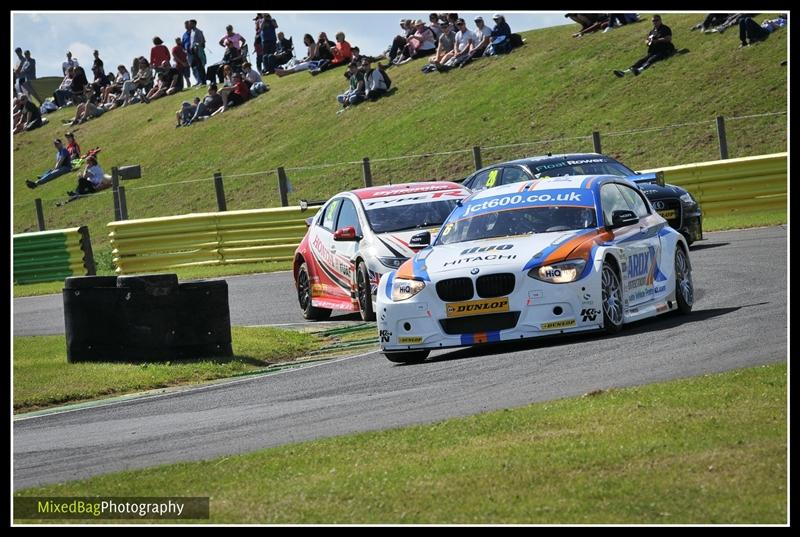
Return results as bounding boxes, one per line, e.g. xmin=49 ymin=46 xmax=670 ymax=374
xmin=436 ymin=189 xmax=597 ymax=245
xmin=529 ymin=159 xmax=634 ymax=179
xmin=365 ymin=199 xmax=460 ymax=233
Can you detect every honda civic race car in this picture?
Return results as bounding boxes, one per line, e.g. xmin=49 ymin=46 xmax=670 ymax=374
xmin=459 ymin=153 xmax=703 ymax=245
xmin=377 ymin=175 xmax=694 ymax=363
xmin=293 ymin=181 xmax=471 ymax=321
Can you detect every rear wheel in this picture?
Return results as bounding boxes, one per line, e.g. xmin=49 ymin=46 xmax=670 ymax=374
xmin=674 ymin=247 xmax=694 ymax=314
xmin=297 ymin=262 xmax=331 ymax=321
xmin=384 ymin=350 xmax=430 ymax=364
xmin=356 ymin=262 xmax=376 ymax=321
xmin=601 ymin=260 xmax=624 ymax=334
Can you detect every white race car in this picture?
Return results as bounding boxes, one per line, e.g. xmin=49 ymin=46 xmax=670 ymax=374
xmin=376 ymin=175 xmax=694 ymax=363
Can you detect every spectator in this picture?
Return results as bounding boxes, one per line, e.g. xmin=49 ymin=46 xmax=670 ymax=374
xmin=162 ymin=60 xmax=184 ymax=95
xmin=690 ymin=14 xmax=730 ymax=32
xmin=186 ymin=83 xmax=223 ymax=124
xmin=241 ymin=61 xmax=268 ymax=94
xmin=264 ymin=32 xmax=293 ymax=74
xmin=310 ymin=31 xmax=352 ymax=75
xmin=739 ymin=14 xmax=786 ymax=47
xmin=566 ymin=14 xmax=601 ymax=36
xmin=215 ymin=72 xmax=251 ymax=113
xmin=387 ymin=19 xmax=415 ymax=63
xmin=572 ymin=14 xmax=611 ymax=37
xmin=274 ymin=34 xmax=321 ymax=76
xmin=92 ymin=49 xmax=104 ymax=72
xmin=460 ymin=16 xmax=493 ymax=66
xmin=101 ymin=64 xmax=130 ymax=104
xmin=260 ymin=13 xmax=279 ymax=58
xmin=151 ymin=37 xmax=171 ymax=72
xmin=707 ymin=13 xmax=758 ymax=34
xmin=121 ymin=59 xmax=153 ymax=106
xmin=613 ymin=14 xmax=676 ymax=77
xmin=53 ymin=67 xmax=75 ymax=107
xmin=189 ymin=19 xmax=207 ymax=85
xmin=363 ymin=59 xmax=389 ymax=101
xmin=67 ymin=155 xmax=110 ymax=197
xmin=336 ymin=62 xmax=366 ymax=111
xmin=442 ymin=18 xmax=478 ymax=70
xmin=13 ymin=94 xmax=42 ymax=134
xmin=422 ymin=20 xmax=456 ymax=72
xmin=65 ymin=131 xmax=81 ymax=160
xmin=485 ymin=13 xmax=514 ymax=55
xmin=89 ymin=63 xmax=111 ymax=101
xmin=62 ymin=50 xmax=79 ymax=75
xmin=172 ymin=37 xmax=192 ymax=88
xmin=16 ymin=49 xmax=42 ymax=105
xmin=220 ymin=24 xmax=246 ymax=50
xmin=69 ymin=65 xmax=89 ymax=104
xmin=428 ymin=13 xmax=443 ymax=43
xmin=25 ymin=139 xmax=72 ymax=189
xmin=175 ymin=98 xmax=199 ymax=127
xmin=395 ymin=19 xmax=437 ymax=65
xmin=69 ymin=86 xmax=106 ymax=124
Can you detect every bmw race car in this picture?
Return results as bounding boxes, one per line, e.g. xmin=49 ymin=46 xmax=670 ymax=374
xmin=377 ymin=175 xmax=694 ymax=363
xmin=293 ymin=181 xmax=471 ymax=321
xmin=460 ymin=153 xmax=703 ymax=245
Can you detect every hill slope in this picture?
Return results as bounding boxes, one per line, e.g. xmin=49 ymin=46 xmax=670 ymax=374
xmin=12 ymin=14 xmax=787 ymax=265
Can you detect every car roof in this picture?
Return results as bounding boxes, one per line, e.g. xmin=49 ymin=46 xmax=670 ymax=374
xmin=467 ymin=175 xmax=630 ymax=201
xmin=351 ymin=181 xmax=468 ymax=200
xmin=479 ymin=153 xmax=623 ymax=171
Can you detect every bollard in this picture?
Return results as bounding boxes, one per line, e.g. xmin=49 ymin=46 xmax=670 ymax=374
xmin=34 ymin=198 xmax=45 ymax=231
xmin=592 ymin=131 xmax=602 ymax=154
xmin=472 ymin=146 xmax=483 ymax=171
xmin=362 ymin=157 xmax=373 ymax=188
xmin=277 ymin=167 xmax=289 ymax=207
xmin=214 ymin=172 xmax=227 ymax=211
xmin=716 ymin=115 xmax=729 ymax=160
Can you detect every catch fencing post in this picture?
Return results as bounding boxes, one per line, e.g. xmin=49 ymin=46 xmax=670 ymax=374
xmin=214 ymin=172 xmax=227 ymax=211
xmin=592 ymin=131 xmax=602 ymax=154
xmin=716 ymin=115 xmax=729 ymax=159
xmin=362 ymin=158 xmax=373 ymax=188
xmin=472 ymin=146 xmax=483 ymax=170
xmin=118 ymin=186 xmax=129 ymax=220
xmin=277 ymin=167 xmax=289 ymax=207
xmin=34 ymin=198 xmax=45 ymax=231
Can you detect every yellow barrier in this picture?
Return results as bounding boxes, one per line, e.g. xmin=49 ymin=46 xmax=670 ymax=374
xmin=13 ymin=226 xmax=96 ymax=284
xmin=640 ymin=153 xmax=787 ymax=218
xmin=108 ymin=207 xmax=320 ymax=274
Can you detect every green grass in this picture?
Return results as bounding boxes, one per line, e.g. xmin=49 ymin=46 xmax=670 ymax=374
xmin=13 ymin=260 xmax=293 ymax=298
xmin=703 ymin=209 xmax=786 ymax=232
xmin=12 ymin=14 xmax=787 ymax=260
xmin=13 ymin=326 xmax=321 ymax=412
xmin=15 ymin=362 xmax=786 ymax=524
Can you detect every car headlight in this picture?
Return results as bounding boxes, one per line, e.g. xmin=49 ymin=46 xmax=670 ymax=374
xmin=379 ymin=256 xmax=407 ymax=269
xmin=391 ymin=278 xmax=426 ymax=301
xmin=528 ymin=259 xmax=586 ymax=284
xmin=679 ymin=193 xmax=696 ymax=205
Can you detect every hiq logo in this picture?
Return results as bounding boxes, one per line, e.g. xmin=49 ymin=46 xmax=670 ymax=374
xmin=627 ymin=252 xmax=652 ymax=279
xmin=544 ymin=269 xmax=562 ymax=278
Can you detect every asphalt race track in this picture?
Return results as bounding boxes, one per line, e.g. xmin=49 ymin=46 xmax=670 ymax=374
xmin=13 ymin=226 xmax=787 ymax=489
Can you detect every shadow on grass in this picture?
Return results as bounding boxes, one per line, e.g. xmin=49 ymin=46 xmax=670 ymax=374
xmin=413 ymin=302 xmax=768 ymax=366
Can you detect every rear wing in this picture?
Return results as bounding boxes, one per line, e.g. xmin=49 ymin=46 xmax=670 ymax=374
xmin=627 ymin=171 xmax=665 ymax=187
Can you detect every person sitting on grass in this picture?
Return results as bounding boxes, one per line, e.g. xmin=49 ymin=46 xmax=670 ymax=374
xmin=263 ymin=32 xmax=293 ymax=75
xmin=64 ymin=131 xmax=81 ymax=160
xmin=309 ymin=31 xmax=352 ymax=75
xmin=13 ymin=94 xmax=43 ymax=134
xmin=241 ymin=62 xmax=269 ymax=95
xmin=422 ymin=21 xmax=455 ymax=73
xmin=26 ymin=138 xmax=72 ymax=189
xmin=613 ymin=14 xmax=676 ymax=77
xmin=53 ymin=67 xmax=75 ymax=107
xmin=145 ymin=72 xmax=169 ymax=102
xmin=175 ymin=98 xmax=200 ymax=127
xmin=394 ymin=19 xmax=437 ymax=65
xmin=738 ymin=14 xmax=786 ymax=48
xmin=275 ymin=34 xmax=320 ymax=76
xmin=213 ymin=72 xmax=252 ymax=114
xmin=336 ymin=61 xmax=366 ymax=111
xmin=163 ymin=60 xmax=184 ymax=95
xmin=69 ymin=86 xmax=107 ymax=124
xmin=101 ymin=64 xmax=130 ymax=104
xmin=185 ymin=83 xmax=223 ymax=124
xmin=67 ymin=155 xmax=111 ymax=197
xmin=363 ymin=58 xmax=389 ymax=101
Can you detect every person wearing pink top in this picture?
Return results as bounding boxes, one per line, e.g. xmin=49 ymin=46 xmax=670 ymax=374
xmin=219 ymin=25 xmax=246 ymax=50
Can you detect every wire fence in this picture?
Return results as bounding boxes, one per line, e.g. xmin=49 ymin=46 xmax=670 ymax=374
xmin=16 ymin=110 xmax=787 ymax=233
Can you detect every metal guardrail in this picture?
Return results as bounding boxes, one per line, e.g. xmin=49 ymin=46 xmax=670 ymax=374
xmin=13 ymin=226 xmax=95 ymax=284
xmin=640 ymin=152 xmax=787 ymax=218
xmin=107 ymin=206 xmax=321 ymax=274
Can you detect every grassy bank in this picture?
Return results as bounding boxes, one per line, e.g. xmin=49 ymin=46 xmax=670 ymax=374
xmin=15 ymin=362 xmax=787 ymax=524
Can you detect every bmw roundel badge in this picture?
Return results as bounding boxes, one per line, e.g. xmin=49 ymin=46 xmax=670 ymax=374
xmin=470 ymin=268 xmax=480 ymax=275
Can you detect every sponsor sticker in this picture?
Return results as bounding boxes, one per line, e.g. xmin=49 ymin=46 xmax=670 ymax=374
xmin=446 ymin=297 xmax=510 ymax=318
xmin=398 ymin=336 xmax=423 ymax=344
xmin=485 ymin=169 xmax=499 ymax=188
xmin=379 ymin=329 xmax=393 ymax=343
xmin=541 ymin=319 xmax=577 ymax=330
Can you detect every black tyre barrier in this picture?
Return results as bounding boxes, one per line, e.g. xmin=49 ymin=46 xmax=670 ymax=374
xmin=63 ymin=275 xmax=232 ymax=363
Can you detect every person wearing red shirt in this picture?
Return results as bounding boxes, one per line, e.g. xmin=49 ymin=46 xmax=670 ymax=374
xmin=150 ymin=37 xmax=171 ymax=72
xmin=216 ymin=72 xmax=251 ymax=113
xmin=172 ymin=37 xmax=191 ymax=88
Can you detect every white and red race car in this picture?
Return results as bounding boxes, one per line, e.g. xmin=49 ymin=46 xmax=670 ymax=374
xmin=293 ymin=181 xmax=471 ymax=321
xmin=376 ymin=175 xmax=694 ymax=363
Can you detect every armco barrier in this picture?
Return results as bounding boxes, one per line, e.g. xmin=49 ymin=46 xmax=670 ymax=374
xmin=108 ymin=206 xmax=320 ymax=274
xmin=13 ymin=226 xmax=95 ymax=284
xmin=639 ymin=152 xmax=787 ymax=218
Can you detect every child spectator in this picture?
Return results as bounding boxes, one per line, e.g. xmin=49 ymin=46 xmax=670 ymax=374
xmin=613 ymin=14 xmax=676 ymax=77
xmin=26 ymin=138 xmax=71 ymax=188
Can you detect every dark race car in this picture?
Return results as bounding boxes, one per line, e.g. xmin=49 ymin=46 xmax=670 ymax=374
xmin=460 ymin=153 xmax=703 ymax=245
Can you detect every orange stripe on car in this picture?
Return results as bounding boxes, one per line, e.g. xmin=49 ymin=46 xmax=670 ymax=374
xmin=396 ymin=259 xmax=415 ymax=279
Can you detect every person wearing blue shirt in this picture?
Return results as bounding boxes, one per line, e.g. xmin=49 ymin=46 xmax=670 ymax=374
xmin=26 ymin=139 xmax=73 ymax=189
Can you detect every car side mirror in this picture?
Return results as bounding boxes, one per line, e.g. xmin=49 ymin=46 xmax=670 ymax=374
xmin=608 ymin=210 xmax=639 ymax=230
xmin=333 ymin=226 xmax=360 ymax=241
xmin=409 ymin=231 xmax=431 ymax=248
xmin=305 ymin=217 xmax=314 ymax=227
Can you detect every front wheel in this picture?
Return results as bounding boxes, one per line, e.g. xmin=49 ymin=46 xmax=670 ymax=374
xmin=384 ymin=350 xmax=430 ymax=364
xmin=356 ymin=262 xmax=376 ymax=321
xmin=601 ymin=260 xmax=624 ymax=334
xmin=674 ymin=247 xmax=694 ymax=314
xmin=297 ymin=262 xmax=332 ymax=321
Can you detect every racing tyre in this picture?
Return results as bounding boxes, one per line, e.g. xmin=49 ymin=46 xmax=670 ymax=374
xmin=297 ymin=262 xmax=331 ymax=321
xmin=601 ymin=259 xmax=624 ymax=334
xmin=384 ymin=350 xmax=430 ymax=364
xmin=674 ymin=247 xmax=694 ymax=314
xmin=356 ymin=262 xmax=376 ymax=322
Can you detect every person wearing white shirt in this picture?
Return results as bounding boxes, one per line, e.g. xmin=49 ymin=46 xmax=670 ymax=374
xmin=241 ymin=61 xmax=268 ymax=95
xmin=62 ymin=51 xmax=79 ymax=75
xmin=462 ymin=16 xmax=494 ymax=65
xmin=446 ymin=18 xmax=478 ymax=68
xmin=68 ymin=155 xmax=110 ymax=197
